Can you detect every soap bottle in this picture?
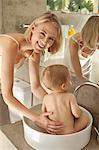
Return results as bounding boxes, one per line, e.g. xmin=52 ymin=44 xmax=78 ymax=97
xmin=68 ymin=25 xmax=76 ymax=37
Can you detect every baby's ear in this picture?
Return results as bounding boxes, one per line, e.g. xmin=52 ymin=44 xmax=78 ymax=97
xmin=61 ymin=83 xmax=66 ymax=90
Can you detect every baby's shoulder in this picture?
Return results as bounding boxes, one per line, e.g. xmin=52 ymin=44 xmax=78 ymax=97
xmin=63 ymin=92 xmax=73 ymax=96
xmin=43 ymin=93 xmax=56 ymax=102
xmin=43 ymin=93 xmax=52 ymax=100
xmin=64 ymin=92 xmax=75 ymax=99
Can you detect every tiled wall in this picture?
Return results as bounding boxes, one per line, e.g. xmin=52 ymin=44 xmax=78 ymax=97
xmin=0 ymin=0 xmax=46 ymax=33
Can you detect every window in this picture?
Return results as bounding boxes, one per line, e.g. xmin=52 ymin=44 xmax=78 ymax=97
xmin=47 ymin=0 xmax=98 ymax=14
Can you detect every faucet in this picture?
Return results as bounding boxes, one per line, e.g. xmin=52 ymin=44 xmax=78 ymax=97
xmin=19 ymin=24 xmax=29 ymax=28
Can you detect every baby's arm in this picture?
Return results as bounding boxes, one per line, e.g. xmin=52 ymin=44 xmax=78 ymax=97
xmin=69 ymin=94 xmax=81 ymax=118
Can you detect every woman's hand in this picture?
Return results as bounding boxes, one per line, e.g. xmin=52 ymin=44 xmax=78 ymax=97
xmin=35 ymin=112 xmax=64 ymax=135
xmin=78 ymin=75 xmax=88 ymax=81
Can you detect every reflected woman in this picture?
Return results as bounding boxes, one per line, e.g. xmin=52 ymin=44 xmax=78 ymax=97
xmin=65 ymin=16 xmax=99 ymax=80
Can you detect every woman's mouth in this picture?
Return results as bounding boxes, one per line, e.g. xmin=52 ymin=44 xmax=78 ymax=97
xmin=37 ymin=41 xmax=45 ymax=49
xmin=34 ymin=42 xmax=44 ymax=53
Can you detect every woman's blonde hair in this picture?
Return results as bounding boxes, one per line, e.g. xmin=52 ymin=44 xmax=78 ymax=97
xmin=81 ymin=16 xmax=99 ymax=49
xmin=24 ymin=11 xmax=62 ymax=54
xmin=42 ymin=65 xmax=69 ymax=90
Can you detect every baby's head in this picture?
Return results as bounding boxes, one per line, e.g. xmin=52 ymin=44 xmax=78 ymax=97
xmin=42 ymin=64 xmax=71 ymax=91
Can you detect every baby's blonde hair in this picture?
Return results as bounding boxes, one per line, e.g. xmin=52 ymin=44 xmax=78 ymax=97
xmin=24 ymin=11 xmax=62 ymax=54
xmin=81 ymin=16 xmax=99 ymax=49
xmin=42 ymin=64 xmax=69 ymax=90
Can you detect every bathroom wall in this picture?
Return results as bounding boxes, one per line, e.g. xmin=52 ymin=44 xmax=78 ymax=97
xmin=0 ymin=0 xmax=46 ymax=33
xmin=0 ymin=0 xmax=91 ymax=33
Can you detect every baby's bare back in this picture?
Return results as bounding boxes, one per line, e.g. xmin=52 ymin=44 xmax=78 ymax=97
xmin=43 ymin=93 xmax=75 ymax=134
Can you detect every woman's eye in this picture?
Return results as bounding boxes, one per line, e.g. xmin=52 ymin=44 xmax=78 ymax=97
xmin=49 ymin=37 xmax=54 ymax=42
xmin=40 ymin=32 xmax=45 ymax=37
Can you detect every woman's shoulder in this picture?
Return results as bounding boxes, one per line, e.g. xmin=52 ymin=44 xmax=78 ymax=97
xmin=64 ymin=92 xmax=75 ymax=98
xmin=0 ymin=33 xmax=24 ymax=43
xmin=6 ymin=33 xmax=25 ymax=44
xmin=0 ymin=33 xmax=25 ymax=48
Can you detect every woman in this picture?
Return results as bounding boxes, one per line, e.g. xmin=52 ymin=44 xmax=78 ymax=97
xmin=0 ymin=12 xmax=64 ymax=134
xmin=65 ymin=16 xmax=99 ymax=80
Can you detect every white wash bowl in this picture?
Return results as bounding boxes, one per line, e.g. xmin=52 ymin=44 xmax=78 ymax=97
xmin=23 ymin=104 xmax=93 ymax=150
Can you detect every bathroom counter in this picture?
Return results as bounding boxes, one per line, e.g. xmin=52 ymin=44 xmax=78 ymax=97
xmin=0 ymin=121 xmax=99 ymax=150
xmin=0 ymin=121 xmax=33 ymax=150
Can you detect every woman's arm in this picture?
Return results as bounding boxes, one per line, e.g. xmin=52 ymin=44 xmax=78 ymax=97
xmin=1 ymin=39 xmax=64 ymax=134
xmin=28 ymin=52 xmax=47 ymax=100
xmin=69 ymin=38 xmax=85 ymax=80
xmin=1 ymin=39 xmax=38 ymax=122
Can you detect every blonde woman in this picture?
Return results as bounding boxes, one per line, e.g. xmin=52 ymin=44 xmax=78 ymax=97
xmin=65 ymin=16 xmax=99 ymax=80
xmin=0 ymin=12 xmax=64 ymax=134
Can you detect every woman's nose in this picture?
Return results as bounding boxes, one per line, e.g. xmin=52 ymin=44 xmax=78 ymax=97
xmin=42 ymin=37 xmax=48 ymax=46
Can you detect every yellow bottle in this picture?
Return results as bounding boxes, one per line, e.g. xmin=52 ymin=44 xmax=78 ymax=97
xmin=68 ymin=25 xmax=76 ymax=37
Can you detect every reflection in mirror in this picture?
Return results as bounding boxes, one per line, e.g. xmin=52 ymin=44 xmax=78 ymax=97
xmin=43 ymin=16 xmax=98 ymax=84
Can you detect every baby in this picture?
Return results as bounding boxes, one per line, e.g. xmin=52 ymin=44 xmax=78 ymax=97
xmin=41 ymin=64 xmax=89 ymax=135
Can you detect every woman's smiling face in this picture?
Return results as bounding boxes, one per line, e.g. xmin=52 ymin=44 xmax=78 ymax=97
xmin=30 ymin=22 xmax=58 ymax=53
